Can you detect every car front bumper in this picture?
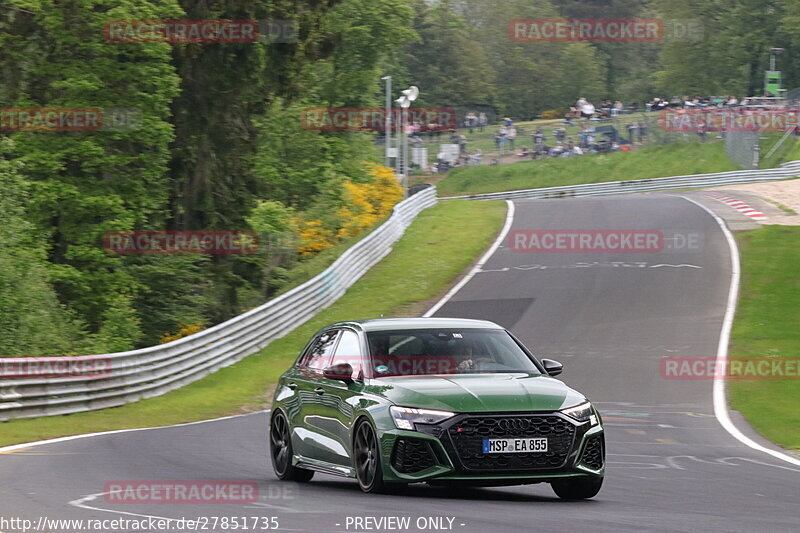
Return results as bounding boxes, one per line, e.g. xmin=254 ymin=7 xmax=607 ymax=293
xmin=377 ymin=412 xmax=605 ymax=484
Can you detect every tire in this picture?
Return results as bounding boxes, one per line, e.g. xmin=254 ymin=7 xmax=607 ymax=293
xmin=353 ymin=419 xmax=386 ymax=493
xmin=270 ymin=412 xmax=314 ymax=482
xmin=551 ymin=476 xmax=603 ymax=500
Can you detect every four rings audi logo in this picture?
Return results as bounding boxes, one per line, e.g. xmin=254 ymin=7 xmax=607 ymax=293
xmin=497 ymin=418 xmax=531 ymax=431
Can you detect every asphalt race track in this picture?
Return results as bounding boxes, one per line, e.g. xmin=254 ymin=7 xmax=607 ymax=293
xmin=1 ymin=193 xmax=798 ymax=533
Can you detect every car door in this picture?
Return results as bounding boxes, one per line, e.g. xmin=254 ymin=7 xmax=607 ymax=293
xmin=318 ymin=328 xmax=368 ymax=467
xmin=291 ymin=329 xmax=343 ymax=464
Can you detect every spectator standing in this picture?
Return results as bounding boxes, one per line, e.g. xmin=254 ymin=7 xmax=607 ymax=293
xmin=497 ymin=125 xmax=509 ymax=154
xmin=478 ymin=112 xmax=488 ymax=132
xmin=506 ymin=125 xmax=517 ymax=150
xmin=580 ymin=100 xmax=595 ymax=123
xmin=466 ymin=112 xmax=477 ymax=134
xmin=637 ymin=122 xmax=648 ymax=143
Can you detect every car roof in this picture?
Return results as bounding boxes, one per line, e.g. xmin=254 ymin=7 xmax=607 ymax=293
xmin=329 ymin=317 xmax=504 ymax=332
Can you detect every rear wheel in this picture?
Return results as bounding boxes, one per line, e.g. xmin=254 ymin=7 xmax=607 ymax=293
xmin=354 ymin=419 xmax=386 ymax=493
xmin=270 ymin=412 xmax=314 ymax=482
xmin=551 ymin=476 xmax=603 ymax=500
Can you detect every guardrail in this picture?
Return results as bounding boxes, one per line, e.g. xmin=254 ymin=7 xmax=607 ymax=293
xmin=445 ymin=160 xmax=800 ymax=201
xmin=0 ymin=187 xmax=438 ymax=421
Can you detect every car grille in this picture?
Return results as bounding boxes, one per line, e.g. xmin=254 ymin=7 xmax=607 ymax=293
xmin=445 ymin=414 xmax=576 ymax=471
xmin=580 ymin=435 xmax=604 ymax=470
xmin=391 ymin=437 xmax=436 ymax=473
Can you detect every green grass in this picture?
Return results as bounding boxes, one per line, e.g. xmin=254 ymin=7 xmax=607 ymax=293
xmin=760 ymin=133 xmax=800 ymax=169
xmin=729 ymin=226 xmax=800 ymax=452
xmin=0 ymin=200 xmax=506 ymax=447
xmin=435 ymin=142 xmax=736 ymax=197
xmin=783 ymin=137 xmax=800 ymax=164
xmin=762 ymin=198 xmax=798 ymax=216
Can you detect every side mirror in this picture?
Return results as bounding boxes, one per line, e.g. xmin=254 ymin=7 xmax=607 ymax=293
xmin=323 ymin=363 xmax=354 ymax=383
xmin=541 ymin=359 xmax=563 ymax=377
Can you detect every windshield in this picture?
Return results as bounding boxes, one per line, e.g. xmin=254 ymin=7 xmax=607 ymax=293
xmin=366 ymin=328 xmax=541 ymax=377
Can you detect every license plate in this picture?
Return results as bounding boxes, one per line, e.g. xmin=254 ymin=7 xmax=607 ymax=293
xmin=482 ymin=437 xmax=548 ymax=454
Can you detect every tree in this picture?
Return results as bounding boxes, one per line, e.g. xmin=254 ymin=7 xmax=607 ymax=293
xmin=0 ymin=0 xmax=181 ymax=340
xmin=0 ymin=138 xmax=86 ymax=355
xmin=402 ymin=0 xmax=496 ymax=108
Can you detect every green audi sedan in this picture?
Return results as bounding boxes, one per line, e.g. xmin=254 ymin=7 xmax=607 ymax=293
xmin=269 ymin=318 xmax=605 ymax=499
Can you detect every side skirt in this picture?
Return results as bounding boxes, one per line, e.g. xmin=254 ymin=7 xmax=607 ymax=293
xmin=294 ymin=454 xmax=356 ymax=478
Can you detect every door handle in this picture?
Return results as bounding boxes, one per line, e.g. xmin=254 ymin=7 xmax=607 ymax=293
xmin=287 ymin=383 xmax=297 ymax=390
xmin=314 ymin=387 xmax=325 ymax=395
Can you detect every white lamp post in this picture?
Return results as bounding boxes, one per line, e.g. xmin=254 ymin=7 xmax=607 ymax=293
xmin=395 ymin=86 xmax=419 ymax=196
xmin=381 ymin=76 xmax=392 ymax=167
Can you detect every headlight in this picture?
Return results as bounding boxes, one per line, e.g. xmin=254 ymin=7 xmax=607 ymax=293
xmin=561 ymin=401 xmax=598 ymax=426
xmin=390 ymin=406 xmax=455 ymax=430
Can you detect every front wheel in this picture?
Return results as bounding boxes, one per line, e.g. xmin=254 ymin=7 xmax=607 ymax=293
xmin=353 ymin=419 xmax=386 ymax=493
xmin=551 ymin=476 xmax=603 ymax=500
xmin=270 ymin=412 xmax=314 ymax=482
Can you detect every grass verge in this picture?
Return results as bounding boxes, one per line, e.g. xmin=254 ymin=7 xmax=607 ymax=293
xmin=0 ymin=200 xmax=506 ymax=447
xmin=436 ymin=142 xmax=736 ymax=197
xmin=728 ymin=226 xmax=800 ymax=452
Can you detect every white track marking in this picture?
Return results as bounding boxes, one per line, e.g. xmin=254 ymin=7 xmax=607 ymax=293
xmin=424 ymin=200 xmax=515 ymax=317
xmin=679 ymin=195 xmax=800 ymax=467
xmin=0 ymin=411 xmax=266 ymax=453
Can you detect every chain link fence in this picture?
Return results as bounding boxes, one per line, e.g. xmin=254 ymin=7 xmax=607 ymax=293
xmin=723 ymin=89 xmax=800 ymax=169
xmin=726 ymin=128 xmax=761 ymax=170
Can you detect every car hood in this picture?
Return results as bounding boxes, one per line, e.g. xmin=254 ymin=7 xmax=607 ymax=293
xmin=367 ymin=373 xmax=587 ymax=413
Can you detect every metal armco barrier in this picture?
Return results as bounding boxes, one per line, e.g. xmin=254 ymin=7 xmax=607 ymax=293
xmin=0 ymin=187 xmax=438 ymax=421
xmin=446 ymin=160 xmax=800 ymax=201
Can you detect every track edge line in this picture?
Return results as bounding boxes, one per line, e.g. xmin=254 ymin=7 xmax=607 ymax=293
xmin=677 ymin=194 xmax=800 ymax=467
xmin=422 ymin=200 xmax=515 ymax=317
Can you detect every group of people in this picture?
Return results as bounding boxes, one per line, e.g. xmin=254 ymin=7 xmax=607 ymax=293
xmin=645 ymin=95 xmax=744 ymax=111
xmin=516 ymin=124 xmax=637 ymax=160
xmin=645 ymin=94 xmax=794 ymax=112
xmin=464 ymin=112 xmax=490 ymax=133
xmin=563 ymin=94 xmax=790 ymax=122
xmin=564 ymin=98 xmax=628 ymax=125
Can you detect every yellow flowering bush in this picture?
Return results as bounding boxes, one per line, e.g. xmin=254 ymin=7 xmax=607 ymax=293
xmin=336 ymin=163 xmax=403 ymax=239
xmin=296 ymin=219 xmax=336 ymax=256
xmin=159 ymin=322 xmax=206 ymax=344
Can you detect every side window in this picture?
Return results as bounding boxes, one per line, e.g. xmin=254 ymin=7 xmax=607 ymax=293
xmin=331 ymin=330 xmax=363 ymax=379
xmin=300 ymin=330 xmax=340 ymax=373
